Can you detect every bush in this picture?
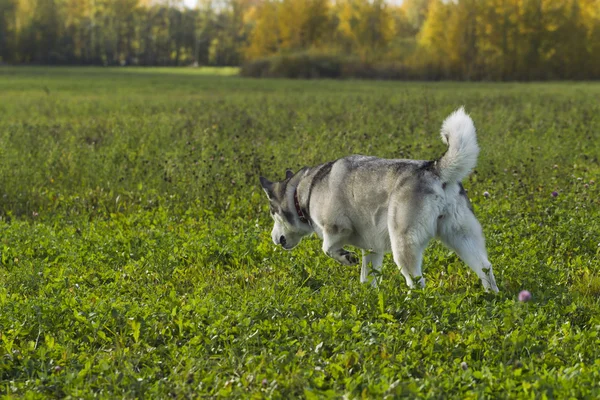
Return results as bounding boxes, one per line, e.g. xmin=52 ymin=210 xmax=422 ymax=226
xmin=240 ymin=52 xmax=343 ymax=79
xmin=239 ymin=57 xmax=273 ymax=78
xmin=241 ymin=52 xmax=449 ymax=80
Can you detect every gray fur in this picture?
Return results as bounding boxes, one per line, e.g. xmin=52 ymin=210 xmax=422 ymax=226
xmin=259 ymin=108 xmax=498 ymax=292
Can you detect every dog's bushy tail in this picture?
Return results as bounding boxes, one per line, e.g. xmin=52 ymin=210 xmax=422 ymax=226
xmin=436 ymin=107 xmax=479 ymax=183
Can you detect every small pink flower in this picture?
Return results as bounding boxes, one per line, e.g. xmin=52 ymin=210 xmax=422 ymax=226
xmin=32 ymin=211 xmax=39 ymax=217
xmin=483 ymin=191 xmax=490 ymax=198
xmin=551 ymin=191 xmax=558 ymax=197
xmin=584 ymin=183 xmax=589 ymax=189
xmin=518 ymin=290 xmax=532 ymax=302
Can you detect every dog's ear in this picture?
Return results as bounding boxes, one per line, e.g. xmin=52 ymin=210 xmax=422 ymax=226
xmin=285 ymin=169 xmax=294 ymax=180
xmin=259 ymin=176 xmax=274 ymax=198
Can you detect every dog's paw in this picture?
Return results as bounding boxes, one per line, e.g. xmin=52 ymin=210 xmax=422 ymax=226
xmin=341 ymin=252 xmax=359 ymax=266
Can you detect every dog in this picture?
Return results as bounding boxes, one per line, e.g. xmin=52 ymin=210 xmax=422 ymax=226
xmin=259 ymin=107 xmax=498 ymax=292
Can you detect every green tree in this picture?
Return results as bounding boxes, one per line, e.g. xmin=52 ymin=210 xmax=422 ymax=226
xmin=0 ymin=0 xmax=17 ymax=62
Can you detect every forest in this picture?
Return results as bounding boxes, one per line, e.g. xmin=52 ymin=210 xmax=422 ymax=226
xmin=1 ymin=0 xmax=599 ymax=79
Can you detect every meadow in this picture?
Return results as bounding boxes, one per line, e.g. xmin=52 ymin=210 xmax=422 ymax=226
xmin=0 ymin=67 xmax=599 ymax=398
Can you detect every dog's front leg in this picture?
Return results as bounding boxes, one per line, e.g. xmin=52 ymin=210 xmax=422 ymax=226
xmin=322 ymin=233 xmax=357 ymax=266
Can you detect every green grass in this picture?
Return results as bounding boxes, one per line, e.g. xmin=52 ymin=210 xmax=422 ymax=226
xmin=0 ymin=66 xmax=599 ymax=398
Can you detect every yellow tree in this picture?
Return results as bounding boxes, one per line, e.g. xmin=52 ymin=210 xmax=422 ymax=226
xmin=419 ymin=0 xmax=484 ymax=79
xmin=418 ymin=0 xmax=451 ymax=72
xmin=245 ymin=0 xmax=279 ymax=59
xmin=62 ymin=0 xmax=91 ymax=60
xmin=245 ymin=0 xmax=329 ymax=59
xmin=277 ymin=0 xmax=329 ymax=51
xmin=474 ymin=0 xmax=521 ymax=79
xmin=547 ymin=0 xmax=599 ymax=79
xmin=580 ymin=0 xmax=600 ymax=77
xmin=336 ymin=0 xmax=396 ymax=61
xmin=402 ymin=0 xmax=432 ymax=34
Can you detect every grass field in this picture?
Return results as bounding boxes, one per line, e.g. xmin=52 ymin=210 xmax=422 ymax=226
xmin=0 ymin=67 xmax=599 ymax=398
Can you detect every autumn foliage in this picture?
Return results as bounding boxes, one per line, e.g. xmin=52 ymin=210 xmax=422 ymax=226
xmin=1 ymin=0 xmax=599 ymax=79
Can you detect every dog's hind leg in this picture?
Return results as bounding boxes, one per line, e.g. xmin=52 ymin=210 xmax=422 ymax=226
xmin=391 ymin=238 xmax=427 ymax=289
xmin=438 ymin=212 xmax=499 ymax=292
xmin=361 ymin=251 xmax=384 ymax=287
xmin=389 ymin=197 xmax=435 ymax=289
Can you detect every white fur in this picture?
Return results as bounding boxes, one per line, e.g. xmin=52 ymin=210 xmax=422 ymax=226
xmin=438 ymin=107 xmax=480 ymax=183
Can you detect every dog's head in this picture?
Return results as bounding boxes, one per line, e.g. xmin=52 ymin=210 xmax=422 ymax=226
xmin=259 ymin=169 xmax=311 ymax=250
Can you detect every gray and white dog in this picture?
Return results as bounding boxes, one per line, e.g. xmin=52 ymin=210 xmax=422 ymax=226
xmin=259 ymin=108 xmax=498 ymax=292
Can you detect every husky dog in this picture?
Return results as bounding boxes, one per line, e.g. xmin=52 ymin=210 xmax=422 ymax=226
xmin=259 ymin=108 xmax=498 ymax=292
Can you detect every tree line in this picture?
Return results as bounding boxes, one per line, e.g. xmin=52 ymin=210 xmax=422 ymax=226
xmin=1 ymin=0 xmax=599 ymax=79
xmin=0 ymin=0 xmax=248 ymax=66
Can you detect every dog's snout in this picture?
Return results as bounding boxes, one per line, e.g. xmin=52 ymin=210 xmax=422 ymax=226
xmin=279 ymin=235 xmax=287 ymax=246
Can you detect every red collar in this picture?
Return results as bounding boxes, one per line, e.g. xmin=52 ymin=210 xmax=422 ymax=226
xmin=293 ymin=189 xmax=309 ymax=224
